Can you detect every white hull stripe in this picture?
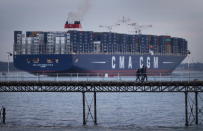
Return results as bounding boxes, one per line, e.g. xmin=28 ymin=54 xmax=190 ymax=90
xmin=91 ymin=61 xmax=106 ymax=64
xmin=162 ymin=61 xmax=174 ymax=64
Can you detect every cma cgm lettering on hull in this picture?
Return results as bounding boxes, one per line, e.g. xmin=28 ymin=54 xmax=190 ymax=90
xmin=111 ymin=56 xmax=159 ymax=69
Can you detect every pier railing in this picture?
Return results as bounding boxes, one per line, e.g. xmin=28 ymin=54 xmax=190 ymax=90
xmin=0 ymin=71 xmax=202 ymax=82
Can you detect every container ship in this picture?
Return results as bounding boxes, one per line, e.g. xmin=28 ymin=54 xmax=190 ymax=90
xmin=13 ymin=21 xmax=188 ymax=76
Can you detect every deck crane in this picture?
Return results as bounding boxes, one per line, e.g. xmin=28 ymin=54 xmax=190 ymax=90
xmin=128 ymin=22 xmax=152 ymax=34
xmin=99 ymin=16 xmax=130 ymax=32
xmin=99 ymin=24 xmax=120 ymax=32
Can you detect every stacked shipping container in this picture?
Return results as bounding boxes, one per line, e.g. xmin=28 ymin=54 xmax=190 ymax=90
xmin=14 ymin=31 xmax=22 ymax=55
xmin=69 ymin=30 xmax=93 ymax=53
xmin=46 ymin=32 xmax=55 ymax=54
xmin=139 ymin=35 xmax=150 ymax=53
xmin=14 ymin=31 xmax=188 ymax=56
xmin=55 ymin=32 xmax=66 ymax=54
xmin=150 ymin=35 xmax=159 ymax=54
xmin=159 ymin=35 xmax=172 ymax=54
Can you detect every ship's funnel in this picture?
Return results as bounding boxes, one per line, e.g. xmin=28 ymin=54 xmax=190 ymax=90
xmin=64 ymin=20 xmax=82 ymax=28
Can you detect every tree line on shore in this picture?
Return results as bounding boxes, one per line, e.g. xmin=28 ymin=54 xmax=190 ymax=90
xmin=0 ymin=62 xmax=17 ymax=72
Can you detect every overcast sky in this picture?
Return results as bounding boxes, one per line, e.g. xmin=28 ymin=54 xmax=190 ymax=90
xmin=0 ymin=0 xmax=203 ymax=63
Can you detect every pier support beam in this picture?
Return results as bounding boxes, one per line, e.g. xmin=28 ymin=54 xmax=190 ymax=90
xmin=82 ymin=91 xmax=97 ymax=125
xmin=94 ymin=92 xmax=97 ymax=125
xmin=185 ymin=92 xmax=188 ymax=126
xmin=1 ymin=107 xmax=6 ymax=124
xmin=195 ymin=92 xmax=198 ymax=125
xmin=82 ymin=92 xmax=86 ymax=125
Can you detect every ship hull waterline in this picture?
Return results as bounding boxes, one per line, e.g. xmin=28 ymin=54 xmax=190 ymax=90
xmin=13 ymin=54 xmax=186 ymax=76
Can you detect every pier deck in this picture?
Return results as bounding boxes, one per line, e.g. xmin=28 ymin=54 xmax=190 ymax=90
xmin=0 ymin=81 xmax=203 ymax=92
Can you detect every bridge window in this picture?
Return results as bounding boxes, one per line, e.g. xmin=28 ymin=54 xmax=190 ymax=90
xmin=47 ymin=58 xmax=59 ymax=63
xmin=32 ymin=58 xmax=40 ymax=63
xmin=47 ymin=59 xmax=53 ymax=63
xmin=55 ymin=59 xmax=59 ymax=63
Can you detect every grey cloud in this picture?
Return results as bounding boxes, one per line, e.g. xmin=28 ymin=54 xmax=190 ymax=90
xmin=0 ymin=0 xmax=203 ymax=62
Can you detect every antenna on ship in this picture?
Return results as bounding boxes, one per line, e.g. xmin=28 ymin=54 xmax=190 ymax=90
xmin=128 ymin=22 xmax=152 ymax=34
xmin=117 ymin=16 xmax=131 ymax=24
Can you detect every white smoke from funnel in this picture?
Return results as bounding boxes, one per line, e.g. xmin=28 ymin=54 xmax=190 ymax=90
xmin=67 ymin=0 xmax=91 ymax=22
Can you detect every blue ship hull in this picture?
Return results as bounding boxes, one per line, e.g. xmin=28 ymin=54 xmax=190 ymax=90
xmin=13 ymin=54 xmax=186 ymax=75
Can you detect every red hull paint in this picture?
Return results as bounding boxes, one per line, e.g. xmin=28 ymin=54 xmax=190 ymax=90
xmin=31 ymin=69 xmax=172 ymax=76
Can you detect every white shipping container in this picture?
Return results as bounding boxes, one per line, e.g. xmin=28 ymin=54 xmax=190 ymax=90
xmin=16 ymin=34 xmax=22 ymax=45
xmin=61 ymin=37 xmax=65 ymax=44
xmin=55 ymin=37 xmax=60 ymax=44
xmin=21 ymin=48 xmax=26 ymax=54
xmin=27 ymin=37 xmax=33 ymax=44
xmin=48 ymin=39 xmax=54 ymax=43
